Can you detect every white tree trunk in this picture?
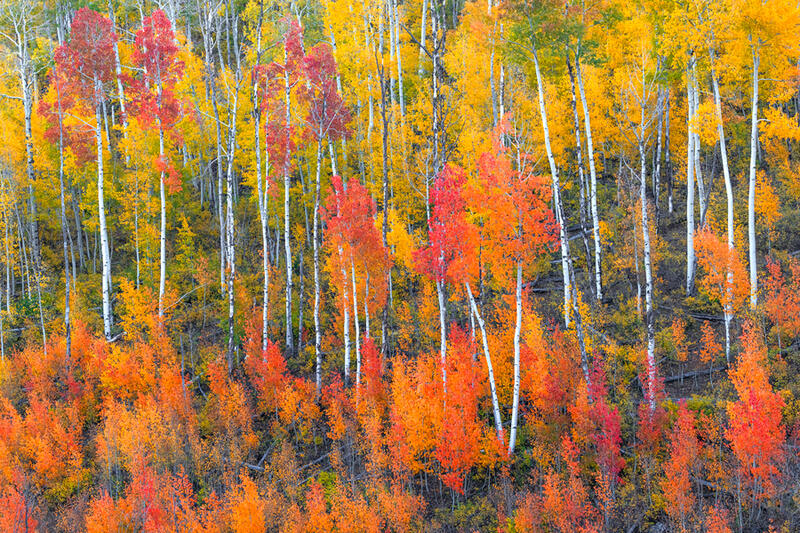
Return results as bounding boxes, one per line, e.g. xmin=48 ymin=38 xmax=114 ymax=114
xmin=418 ymin=0 xmax=427 ymax=77
xmin=341 ymin=250 xmax=351 ymax=385
xmin=158 ymin=126 xmax=166 ymax=317
xmin=686 ymin=58 xmax=696 ymax=295
xmin=691 ymin=62 xmax=706 ymax=224
xmin=653 ymin=88 xmax=663 ymax=225
xmin=226 ymin=84 xmax=239 ymax=368
xmin=255 ymin=78 xmax=270 ymax=352
xmin=639 ymin=81 xmax=656 ymax=412
xmin=466 ymin=281 xmax=503 ymax=442
xmin=532 ymin=45 xmax=570 ymax=327
xmin=208 ymin=71 xmax=225 ymax=295
xmin=96 ymin=98 xmax=112 ymax=340
xmin=393 ymin=0 xmax=405 ymax=116
xmin=313 ymin=141 xmax=322 ymax=394
xmin=364 ymin=272 xmax=371 ymax=339
xmin=134 ymin=171 xmax=141 ymax=288
xmin=576 ymin=61 xmax=603 ymax=301
xmin=710 ymin=49 xmax=734 ymax=363
xmin=351 ymin=259 xmax=361 ymax=387
xmin=284 ymin=69 xmax=294 ymax=356
xmin=108 ymin=0 xmax=129 ymax=165
xmin=666 ymin=90 xmax=673 ymax=214
xmin=507 ymin=263 xmax=523 ymax=453
xmin=57 ymin=96 xmax=71 ymax=361
xmin=748 ymin=47 xmax=759 ymax=308
xmin=436 ymin=277 xmax=447 ymax=388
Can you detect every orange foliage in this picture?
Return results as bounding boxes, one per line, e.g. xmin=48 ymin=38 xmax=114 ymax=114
xmin=694 ymin=226 xmax=749 ymax=313
xmin=705 ymin=506 xmax=733 ymax=533
xmin=763 ymin=257 xmax=800 ymax=341
xmin=662 ymin=402 xmax=699 ymax=530
xmin=671 ymin=317 xmax=688 ymax=362
xmin=699 ymin=322 xmax=721 ymax=365
xmin=227 ymin=474 xmax=268 ymax=533
xmin=726 ymin=322 xmax=786 ymax=501
xmin=435 ymin=327 xmax=489 ymax=493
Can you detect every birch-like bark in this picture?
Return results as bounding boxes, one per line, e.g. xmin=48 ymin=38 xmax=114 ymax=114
xmin=4 ymin=213 xmax=9 ymax=312
xmin=466 ymin=281 xmax=503 ymax=441
xmin=436 ymin=277 xmax=446 ymax=388
xmin=312 ymin=144 xmax=322 ymax=394
xmin=507 ymin=262 xmax=523 ymax=453
xmin=418 ymin=0 xmax=427 ymax=77
xmin=691 ymin=62 xmax=706 ymax=224
xmin=253 ymin=2 xmax=269 ymax=352
xmin=639 ymin=79 xmax=656 ymax=412
xmin=7 ymin=2 xmax=40 ymax=270
xmin=378 ymin=51 xmax=392 ymax=356
xmin=0 ymin=281 xmax=4 ymax=362
xmin=748 ymin=46 xmax=759 ymax=308
xmin=256 ymin=83 xmax=271 ymax=353
xmin=364 ymin=272 xmax=371 ymax=338
xmin=283 ymin=55 xmax=294 ymax=357
xmin=56 ymin=82 xmax=71 ymax=362
xmin=710 ymin=48 xmax=734 ymax=363
xmin=567 ymin=56 xmax=593 ymax=297
xmin=340 ymin=249 xmax=351 ymax=385
xmin=653 ymin=87 xmax=663 ymax=227
xmin=352 ymin=259 xmax=361 ymax=387
xmin=576 ymin=61 xmax=603 ymax=301
xmin=108 ymin=0 xmax=128 ymax=162
xmin=490 ymin=44 xmax=497 ymax=126
xmin=532 ymin=45 xmax=570 ymax=327
xmin=199 ymin=2 xmax=226 ymax=295
xmin=392 ymin=0 xmax=405 ymax=116
xmin=686 ymin=57 xmax=696 ymax=295
xmin=225 ymin=80 xmax=239 ymax=369
xmin=665 ymin=89 xmax=673 ymax=214
xmin=96 ymin=93 xmax=113 ymax=340
xmin=158 ymin=126 xmax=167 ymax=317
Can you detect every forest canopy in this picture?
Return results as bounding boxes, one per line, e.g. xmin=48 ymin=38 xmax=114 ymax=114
xmin=1 ymin=0 xmax=800 ymax=531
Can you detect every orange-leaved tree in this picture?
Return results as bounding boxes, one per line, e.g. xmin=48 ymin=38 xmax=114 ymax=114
xmin=128 ymin=9 xmax=185 ymax=318
xmin=662 ymin=402 xmax=700 ymax=531
xmin=465 ymin=118 xmax=557 ymax=453
xmin=695 ymin=225 xmax=750 ymax=363
xmin=727 ymin=321 xmax=785 ymax=516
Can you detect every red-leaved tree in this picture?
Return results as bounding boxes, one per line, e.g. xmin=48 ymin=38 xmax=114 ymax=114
xmin=53 ymin=8 xmax=117 ymax=339
xmin=129 ymin=9 xmax=185 ymax=317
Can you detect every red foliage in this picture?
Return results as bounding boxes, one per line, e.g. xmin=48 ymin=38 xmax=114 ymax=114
xmin=245 ymin=339 xmax=288 ymax=415
xmin=301 ymin=42 xmax=351 ymax=141
xmin=413 ymin=164 xmax=478 ymax=285
xmin=0 ymin=473 xmax=37 ymax=533
xmin=129 ymin=9 xmax=184 ymax=130
xmin=153 ymin=154 xmax=182 ymax=193
xmin=637 ymin=367 xmax=667 ymax=452
xmin=45 ymin=8 xmax=116 ymax=165
xmin=361 ymin=338 xmax=384 ymax=403
xmin=262 ymin=18 xmax=306 ymax=176
xmin=39 ymin=71 xmax=95 ymax=164
xmin=705 ymin=506 xmax=733 ymax=533
xmin=324 ymin=175 xmax=387 ymax=267
xmin=587 ymin=363 xmax=625 ymax=487
xmin=435 ymin=326 xmax=484 ymax=494
xmin=572 ymin=359 xmax=624 ymax=516
xmin=763 ymin=257 xmax=800 ymax=341
xmin=542 ymin=435 xmax=600 ymax=532
xmin=323 ymin=375 xmax=352 ymax=442
xmin=726 ymin=321 xmax=786 ymax=501
xmin=466 ymin=119 xmax=558 ymax=281
xmin=662 ymin=402 xmax=700 ymax=529
xmin=53 ymin=8 xmax=117 ymax=107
